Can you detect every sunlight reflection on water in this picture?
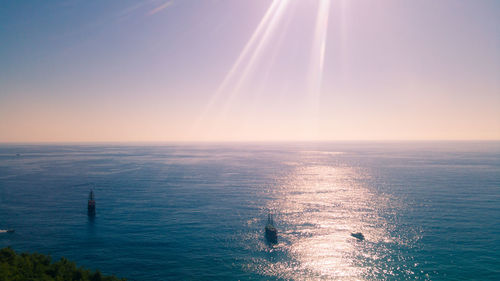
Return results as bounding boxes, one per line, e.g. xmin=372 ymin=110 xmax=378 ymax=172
xmin=249 ymin=154 xmax=404 ymax=280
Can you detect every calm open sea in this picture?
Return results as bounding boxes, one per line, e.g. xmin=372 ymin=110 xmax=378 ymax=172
xmin=0 ymin=142 xmax=499 ymax=280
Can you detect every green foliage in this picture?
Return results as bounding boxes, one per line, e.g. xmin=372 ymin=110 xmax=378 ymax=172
xmin=0 ymin=247 xmax=126 ymax=281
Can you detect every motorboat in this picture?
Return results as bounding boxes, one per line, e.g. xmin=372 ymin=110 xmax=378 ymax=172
xmin=351 ymin=232 xmax=365 ymax=241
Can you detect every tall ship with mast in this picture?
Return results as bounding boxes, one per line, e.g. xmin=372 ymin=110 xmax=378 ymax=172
xmin=265 ymin=213 xmax=278 ymax=244
xmin=88 ymin=190 xmax=96 ymax=216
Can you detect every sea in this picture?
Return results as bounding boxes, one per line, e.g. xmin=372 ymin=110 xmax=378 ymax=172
xmin=0 ymin=142 xmax=499 ymax=280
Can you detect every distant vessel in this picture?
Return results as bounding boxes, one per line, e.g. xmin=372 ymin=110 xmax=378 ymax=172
xmin=0 ymin=229 xmax=14 ymax=233
xmin=88 ymin=190 xmax=96 ymax=216
xmin=265 ymin=214 xmax=278 ymax=244
xmin=351 ymin=232 xmax=364 ymax=241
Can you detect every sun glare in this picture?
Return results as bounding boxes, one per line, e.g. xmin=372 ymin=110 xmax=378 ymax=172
xmin=193 ymin=0 xmax=334 ymax=140
xmin=193 ymin=0 xmax=290 ymax=131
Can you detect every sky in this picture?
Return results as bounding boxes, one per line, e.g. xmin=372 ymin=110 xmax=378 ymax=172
xmin=1 ymin=0 xmax=499 ymax=142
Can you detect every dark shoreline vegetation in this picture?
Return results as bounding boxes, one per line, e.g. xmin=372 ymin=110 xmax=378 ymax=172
xmin=0 ymin=247 xmax=126 ymax=281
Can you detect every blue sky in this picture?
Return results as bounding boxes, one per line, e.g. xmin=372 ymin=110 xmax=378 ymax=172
xmin=1 ymin=0 xmax=499 ymax=142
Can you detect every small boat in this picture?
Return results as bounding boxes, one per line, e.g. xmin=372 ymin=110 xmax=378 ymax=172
xmin=351 ymin=232 xmax=365 ymax=241
xmin=88 ymin=190 xmax=96 ymax=216
xmin=265 ymin=214 xmax=278 ymax=244
xmin=0 ymin=229 xmax=14 ymax=233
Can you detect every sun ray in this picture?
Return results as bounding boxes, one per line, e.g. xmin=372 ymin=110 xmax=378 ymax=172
xmin=310 ymin=0 xmax=331 ymax=96
xmin=191 ymin=0 xmax=282 ymax=132
xmin=216 ymin=0 xmax=291 ymax=122
xmin=231 ymin=0 xmax=290 ymax=95
xmin=192 ymin=0 xmax=290 ymax=137
xmin=305 ymin=0 xmax=331 ymax=138
xmin=191 ymin=0 xmax=329 ymax=140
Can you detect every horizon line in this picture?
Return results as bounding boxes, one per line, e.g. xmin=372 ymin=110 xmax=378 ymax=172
xmin=2 ymin=139 xmax=500 ymax=145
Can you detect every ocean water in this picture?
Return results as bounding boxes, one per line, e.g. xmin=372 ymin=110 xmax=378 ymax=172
xmin=0 ymin=142 xmax=499 ymax=280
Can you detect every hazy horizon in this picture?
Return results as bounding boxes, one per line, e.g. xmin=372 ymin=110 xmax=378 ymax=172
xmin=1 ymin=0 xmax=499 ymax=142
xmin=2 ymin=140 xmax=500 ymax=146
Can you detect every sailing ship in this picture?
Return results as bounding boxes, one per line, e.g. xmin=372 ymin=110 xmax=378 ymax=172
xmin=265 ymin=213 xmax=278 ymax=244
xmin=88 ymin=190 xmax=96 ymax=216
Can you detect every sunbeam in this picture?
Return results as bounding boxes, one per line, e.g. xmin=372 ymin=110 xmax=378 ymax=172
xmin=216 ymin=0 xmax=291 ymax=124
xmin=191 ymin=0 xmax=293 ymax=140
xmin=192 ymin=0 xmax=284 ymax=131
xmin=309 ymin=0 xmax=331 ymax=100
xmin=305 ymin=0 xmax=331 ymax=138
xmin=230 ymin=0 xmax=290 ymax=96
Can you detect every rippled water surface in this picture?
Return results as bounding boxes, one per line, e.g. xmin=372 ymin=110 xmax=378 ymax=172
xmin=0 ymin=142 xmax=499 ymax=280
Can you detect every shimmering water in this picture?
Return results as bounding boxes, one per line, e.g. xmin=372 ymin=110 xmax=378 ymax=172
xmin=0 ymin=142 xmax=499 ymax=280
